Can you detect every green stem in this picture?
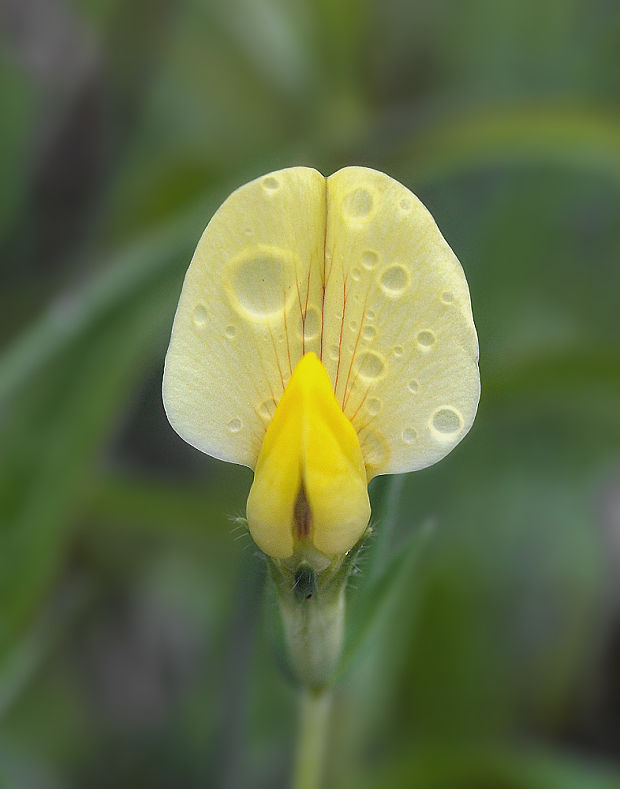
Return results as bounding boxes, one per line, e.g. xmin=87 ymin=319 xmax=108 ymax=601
xmin=293 ymin=687 xmax=332 ymax=789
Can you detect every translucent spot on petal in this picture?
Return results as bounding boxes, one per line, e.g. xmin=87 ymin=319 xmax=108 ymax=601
xmin=363 ymin=431 xmax=389 ymax=469
xmin=366 ymin=309 xmax=376 ymax=321
xmin=417 ymin=330 xmax=436 ymax=349
xmin=380 ymin=264 xmax=410 ymax=297
xmin=431 ymin=407 xmax=463 ymax=437
xmin=407 ymin=379 xmax=419 ymax=394
xmin=262 ymin=176 xmax=280 ymax=192
xmin=349 ymin=319 xmax=358 ymax=332
xmin=402 ymin=427 xmax=417 ymax=444
xmin=351 ymin=267 xmax=361 ymax=281
xmin=356 ymin=351 xmax=385 ymax=380
xmin=342 ymin=188 xmax=374 ymax=220
xmin=225 ymin=324 xmax=236 ymax=340
xmin=362 ymin=325 xmax=376 ymax=341
xmin=393 ymin=344 xmax=403 ymax=357
xmin=399 ymin=198 xmax=412 ymax=212
xmin=228 ymin=249 xmax=293 ymax=321
xmin=361 ymin=250 xmax=379 ymax=270
xmin=366 ymin=397 xmax=381 ymax=416
xmin=329 ymin=344 xmax=340 ymax=361
xmin=228 ymin=417 xmax=242 ymax=433
xmin=192 ymin=305 xmax=208 ymax=327
xmin=257 ymin=398 xmax=277 ymax=422
xmin=298 ymin=306 xmax=321 ymax=341
xmin=441 ymin=291 xmax=455 ymax=304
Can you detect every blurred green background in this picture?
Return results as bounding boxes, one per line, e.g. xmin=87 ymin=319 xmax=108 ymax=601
xmin=1 ymin=0 xmax=620 ymax=787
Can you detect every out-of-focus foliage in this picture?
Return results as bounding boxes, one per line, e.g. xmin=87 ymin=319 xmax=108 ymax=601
xmin=1 ymin=0 xmax=619 ymax=786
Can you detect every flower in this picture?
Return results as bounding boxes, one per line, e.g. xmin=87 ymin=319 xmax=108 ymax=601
xmin=163 ymin=166 xmax=479 ymax=566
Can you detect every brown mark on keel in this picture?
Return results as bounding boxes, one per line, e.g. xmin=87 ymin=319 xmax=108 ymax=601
xmin=294 ymin=483 xmax=312 ymax=539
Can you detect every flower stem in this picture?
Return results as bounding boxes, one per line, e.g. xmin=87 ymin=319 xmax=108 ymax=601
xmin=293 ymin=686 xmax=332 ymax=789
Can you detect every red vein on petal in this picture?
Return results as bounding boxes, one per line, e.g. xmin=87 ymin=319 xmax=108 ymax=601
xmin=342 ymin=297 xmax=368 ymax=411
xmin=282 ymin=290 xmax=293 ymax=377
xmin=265 ymin=317 xmax=285 ymax=393
xmin=320 ymin=184 xmax=328 ymax=362
xmin=347 ymin=382 xmax=372 ymax=425
xmin=334 ymin=257 xmax=348 ymax=398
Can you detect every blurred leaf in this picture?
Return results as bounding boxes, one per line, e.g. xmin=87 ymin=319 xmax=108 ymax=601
xmin=364 ymin=474 xmax=405 ymax=578
xmin=0 ymin=253 xmax=180 ymax=653
xmin=338 ymin=478 xmax=433 ymax=679
xmin=0 ymin=579 xmax=92 ymax=718
xmin=0 ymin=199 xmax=207 ymax=408
xmin=86 ymin=473 xmax=240 ymax=535
xmin=364 ymin=744 xmax=620 ymax=789
xmin=389 ymin=106 xmax=620 ymax=186
xmin=339 ymin=520 xmax=434 ymax=680
xmin=0 ymin=55 xmax=35 ymax=242
xmin=206 ymin=0 xmax=315 ymax=103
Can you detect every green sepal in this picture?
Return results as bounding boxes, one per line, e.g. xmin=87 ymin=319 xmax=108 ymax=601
xmin=336 ymin=520 xmax=435 ymax=681
xmin=266 ymin=529 xmax=372 ymax=690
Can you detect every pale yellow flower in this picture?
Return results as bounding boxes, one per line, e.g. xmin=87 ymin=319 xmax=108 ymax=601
xmin=163 ymin=167 xmax=479 ymax=565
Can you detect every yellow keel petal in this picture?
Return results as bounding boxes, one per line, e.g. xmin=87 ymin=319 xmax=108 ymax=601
xmin=246 ymin=353 xmax=370 ymax=559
